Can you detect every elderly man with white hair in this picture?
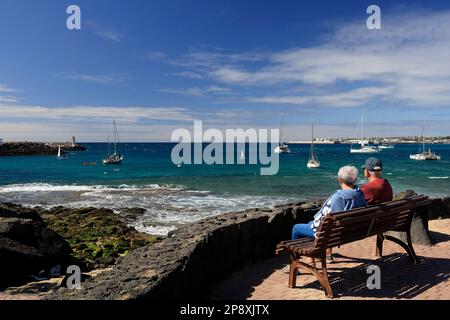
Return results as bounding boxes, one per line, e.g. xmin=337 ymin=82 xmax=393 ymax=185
xmin=290 ymin=165 xmax=366 ymax=263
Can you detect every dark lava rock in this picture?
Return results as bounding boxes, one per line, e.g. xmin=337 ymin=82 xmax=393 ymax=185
xmin=38 ymin=206 xmax=159 ymax=269
xmin=64 ymin=144 xmax=87 ymax=152
xmin=388 ymin=190 xmax=450 ymax=245
xmin=0 ymin=203 xmax=73 ymax=289
xmin=428 ymin=197 xmax=450 ymax=220
xmin=119 ymin=208 xmax=146 ymax=222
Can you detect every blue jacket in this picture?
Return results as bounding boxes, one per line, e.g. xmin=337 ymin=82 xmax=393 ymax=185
xmin=312 ymin=187 xmax=367 ymax=237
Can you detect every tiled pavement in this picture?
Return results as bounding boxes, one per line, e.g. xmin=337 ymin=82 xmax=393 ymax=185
xmin=209 ymin=219 xmax=450 ymax=300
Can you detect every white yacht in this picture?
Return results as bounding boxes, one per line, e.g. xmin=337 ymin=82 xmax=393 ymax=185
xmin=274 ymin=117 xmax=291 ymax=154
xmin=378 ymin=113 xmax=395 ymax=149
xmin=274 ymin=143 xmax=290 ymax=154
xmin=378 ymin=144 xmax=395 ymax=150
xmin=350 ymin=114 xmax=380 ymax=154
xmin=57 ymin=145 xmax=65 ymax=159
xmin=307 ymin=123 xmax=320 ymax=168
xmin=410 ymin=118 xmax=441 ymax=161
xmin=103 ymin=120 xmax=124 ymax=165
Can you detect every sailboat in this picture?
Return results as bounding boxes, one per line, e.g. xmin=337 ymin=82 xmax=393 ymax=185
xmin=103 ymin=120 xmax=124 ymax=165
xmin=240 ymin=149 xmax=245 ymax=160
xmin=378 ymin=143 xmax=395 ymax=150
xmin=57 ymin=145 xmax=65 ymax=159
xmin=307 ymin=123 xmax=320 ymax=168
xmin=274 ymin=117 xmax=291 ymax=154
xmin=410 ymin=118 xmax=441 ymax=161
xmin=350 ymin=114 xmax=379 ymax=153
xmin=378 ymin=111 xmax=395 ymax=149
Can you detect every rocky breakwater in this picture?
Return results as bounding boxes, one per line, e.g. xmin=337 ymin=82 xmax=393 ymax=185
xmin=0 ymin=203 xmax=159 ymax=290
xmin=0 ymin=142 xmax=86 ymax=156
xmin=47 ymin=194 xmax=450 ymax=300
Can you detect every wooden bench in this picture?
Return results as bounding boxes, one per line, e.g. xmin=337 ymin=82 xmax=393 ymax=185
xmin=275 ymin=195 xmax=432 ymax=298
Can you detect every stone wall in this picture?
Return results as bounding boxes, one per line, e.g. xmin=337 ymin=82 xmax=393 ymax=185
xmin=48 ymin=197 xmax=449 ymax=300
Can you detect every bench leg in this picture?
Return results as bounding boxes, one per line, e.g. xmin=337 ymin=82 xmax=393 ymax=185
xmin=291 ymin=258 xmax=334 ymax=298
xmin=384 ymin=235 xmax=418 ymax=264
xmin=376 ymin=234 xmax=384 ymax=257
xmin=320 ymin=258 xmax=334 ymax=298
xmin=288 ymin=261 xmax=299 ymax=288
xmin=406 ymin=231 xmax=419 ymax=264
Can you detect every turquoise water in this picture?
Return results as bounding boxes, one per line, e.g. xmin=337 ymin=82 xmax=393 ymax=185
xmin=0 ymin=143 xmax=448 ymax=234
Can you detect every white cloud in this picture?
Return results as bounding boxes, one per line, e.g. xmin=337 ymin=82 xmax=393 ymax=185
xmin=0 ymin=84 xmax=20 ymax=105
xmin=146 ymin=51 xmax=167 ymax=61
xmin=0 ymin=84 xmax=18 ymax=93
xmin=64 ymin=73 xmax=132 ymax=84
xmin=0 ymin=104 xmax=194 ymax=123
xmin=0 ymin=96 xmax=19 ymax=103
xmin=157 ymin=86 xmax=232 ymax=97
xmin=169 ymin=10 xmax=450 ymax=109
xmin=171 ymin=71 xmax=204 ymax=79
xmin=250 ymin=86 xmax=395 ymax=107
xmin=86 ymin=21 xmax=123 ymax=43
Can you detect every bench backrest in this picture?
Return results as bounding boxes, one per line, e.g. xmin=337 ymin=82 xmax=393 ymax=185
xmin=312 ymin=195 xmax=431 ymax=254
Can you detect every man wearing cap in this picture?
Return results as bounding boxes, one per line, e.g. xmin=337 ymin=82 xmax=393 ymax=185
xmin=361 ymin=157 xmax=393 ymax=204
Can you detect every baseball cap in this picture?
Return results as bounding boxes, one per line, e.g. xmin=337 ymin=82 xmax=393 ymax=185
xmin=362 ymin=157 xmax=382 ymax=171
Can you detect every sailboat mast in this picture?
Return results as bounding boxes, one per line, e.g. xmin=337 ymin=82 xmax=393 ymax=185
xmin=310 ymin=122 xmax=315 ymax=159
xmin=422 ymin=117 xmax=426 ymax=153
xmin=361 ymin=113 xmax=364 ymax=145
xmin=113 ymin=120 xmax=117 ymax=154
xmin=107 ymin=135 xmax=110 ymax=155
xmin=279 ymin=117 xmax=283 ymax=146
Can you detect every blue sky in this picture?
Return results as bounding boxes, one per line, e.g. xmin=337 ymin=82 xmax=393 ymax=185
xmin=1 ymin=0 xmax=450 ymax=141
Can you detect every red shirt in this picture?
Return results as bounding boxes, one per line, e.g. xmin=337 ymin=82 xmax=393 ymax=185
xmin=361 ymin=178 xmax=393 ymax=204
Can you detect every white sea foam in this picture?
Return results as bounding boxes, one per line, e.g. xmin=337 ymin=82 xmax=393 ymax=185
xmin=0 ymin=183 xmax=106 ymax=193
xmin=428 ymin=176 xmax=449 ymax=179
xmin=0 ymin=182 xmax=175 ymax=193
xmin=0 ymin=182 xmax=292 ymax=235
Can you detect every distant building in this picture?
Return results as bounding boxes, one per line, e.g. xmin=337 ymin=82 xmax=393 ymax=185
xmin=72 ymin=136 xmax=76 ymax=147
xmin=0 ymin=138 xmax=3 ymax=145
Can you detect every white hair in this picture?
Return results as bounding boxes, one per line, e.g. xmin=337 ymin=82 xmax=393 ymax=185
xmin=368 ymin=170 xmax=381 ymax=177
xmin=338 ymin=165 xmax=359 ymax=185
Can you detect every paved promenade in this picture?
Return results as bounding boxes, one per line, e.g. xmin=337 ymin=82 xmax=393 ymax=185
xmin=209 ymin=219 xmax=450 ymax=300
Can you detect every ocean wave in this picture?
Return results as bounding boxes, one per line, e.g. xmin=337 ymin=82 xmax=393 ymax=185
xmin=0 ymin=182 xmax=292 ymax=235
xmin=428 ymin=176 xmax=449 ymax=179
xmin=0 ymin=182 xmax=179 ymax=193
xmin=0 ymin=183 xmax=106 ymax=193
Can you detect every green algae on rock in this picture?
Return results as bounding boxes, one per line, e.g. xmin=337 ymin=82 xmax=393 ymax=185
xmin=38 ymin=206 xmax=160 ymax=269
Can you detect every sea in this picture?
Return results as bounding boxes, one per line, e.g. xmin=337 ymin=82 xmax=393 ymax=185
xmin=0 ymin=143 xmax=449 ymax=235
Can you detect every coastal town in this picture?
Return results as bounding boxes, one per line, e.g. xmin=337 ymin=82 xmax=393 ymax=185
xmin=289 ymin=136 xmax=450 ymax=144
